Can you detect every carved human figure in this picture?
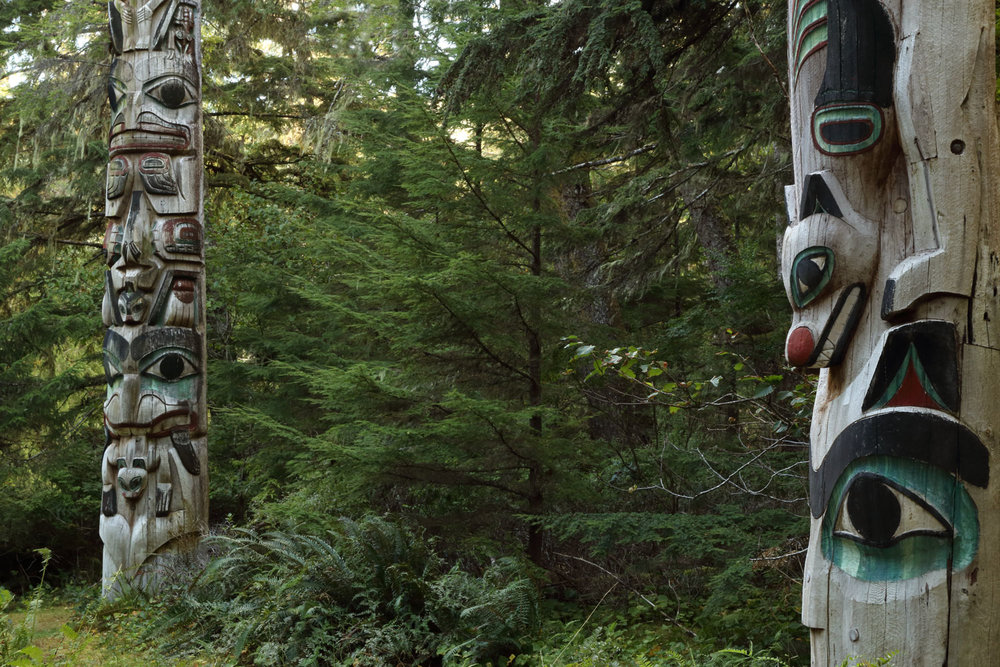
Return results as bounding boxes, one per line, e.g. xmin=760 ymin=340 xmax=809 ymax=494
xmin=784 ymin=0 xmax=1000 ymax=662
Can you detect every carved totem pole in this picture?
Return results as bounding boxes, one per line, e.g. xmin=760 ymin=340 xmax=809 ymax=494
xmin=100 ymin=0 xmax=207 ymax=596
xmin=784 ymin=0 xmax=1000 ymax=662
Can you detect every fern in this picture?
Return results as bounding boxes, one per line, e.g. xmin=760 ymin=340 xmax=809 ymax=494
xmin=148 ymin=516 xmax=539 ymax=666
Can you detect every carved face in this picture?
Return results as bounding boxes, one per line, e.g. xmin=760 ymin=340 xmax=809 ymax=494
xmin=103 ymin=326 xmax=202 ymax=437
xmin=108 ymin=436 xmax=162 ymax=503
xmin=781 ymin=171 xmax=877 ymax=367
xmin=108 ymin=52 xmax=199 ymax=157
xmin=103 ymin=193 xmax=201 ymax=328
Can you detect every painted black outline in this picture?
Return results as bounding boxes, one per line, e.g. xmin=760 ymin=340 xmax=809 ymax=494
xmin=801 ymin=282 xmax=866 ymax=367
xmin=810 ymin=411 xmax=989 ymax=518
xmin=862 ymin=320 xmax=960 ymax=413
xmin=832 ymin=472 xmax=952 ymax=548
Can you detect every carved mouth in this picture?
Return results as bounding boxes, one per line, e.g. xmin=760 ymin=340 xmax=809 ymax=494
xmin=109 ymin=113 xmax=190 ymax=156
xmin=104 ymin=402 xmax=195 ymax=437
xmin=788 ymin=283 xmax=866 ymax=368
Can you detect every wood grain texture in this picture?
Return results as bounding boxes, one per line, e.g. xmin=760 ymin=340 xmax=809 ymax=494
xmin=784 ymin=0 xmax=1000 ymax=661
xmin=100 ymin=0 xmax=208 ymax=598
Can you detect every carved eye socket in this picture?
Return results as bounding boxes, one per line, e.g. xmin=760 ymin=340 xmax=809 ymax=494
xmin=822 ymin=458 xmax=979 ymax=581
xmin=145 ymin=76 xmax=197 ymax=109
xmin=792 ymin=246 xmax=834 ymax=307
xmin=141 ymin=350 xmax=198 ymax=381
xmin=116 ymin=458 xmax=127 ymax=469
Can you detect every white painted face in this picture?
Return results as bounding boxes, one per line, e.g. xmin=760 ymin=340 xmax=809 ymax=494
xmin=781 ymin=171 xmax=878 ymax=368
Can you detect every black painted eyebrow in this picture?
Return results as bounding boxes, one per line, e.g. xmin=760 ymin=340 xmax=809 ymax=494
xmin=810 ymin=411 xmax=989 ymax=518
xmin=799 ymin=172 xmax=843 ymax=219
xmin=131 ymin=327 xmax=201 ymax=362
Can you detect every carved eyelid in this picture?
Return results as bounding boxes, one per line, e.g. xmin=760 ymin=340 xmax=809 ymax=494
xmin=138 ymin=347 xmax=199 ymax=380
xmin=832 ymin=473 xmax=952 ymax=547
xmin=143 ymin=75 xmax=198 ymax=107
xmin=791 ymin=246 xmax=835 ymax=308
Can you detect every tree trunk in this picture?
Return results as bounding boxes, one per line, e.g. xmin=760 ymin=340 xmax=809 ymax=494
xmin=784 ymin=0 xmax=1000 ymax=662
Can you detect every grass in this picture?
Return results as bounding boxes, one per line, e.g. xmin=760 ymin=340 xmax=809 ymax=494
xmin=3 ymin=595 xmax=221 ymax=666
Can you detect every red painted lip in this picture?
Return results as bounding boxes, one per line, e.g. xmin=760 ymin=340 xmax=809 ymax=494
xmin=786 ymin=326 xmax=815 ymax=367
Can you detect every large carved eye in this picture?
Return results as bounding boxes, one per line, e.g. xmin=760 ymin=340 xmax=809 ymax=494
xmin=791 ymin=246 xmax=834 ymax=307
xmin=144 ymin=76 xmax=197 ymax=109
xmin=822 ymin=457 xmax=978 ymax=581
xmin=140 ymin=349 xmax=198 ymax=381
xmin=834 ymin=474 xmax=950 ymax=547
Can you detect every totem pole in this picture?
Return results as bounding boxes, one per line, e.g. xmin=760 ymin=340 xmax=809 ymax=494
xmin=100 ymin=0 xmax=207 ymax=597
xmin=783 ymin=0 xmax=1000 ymax=662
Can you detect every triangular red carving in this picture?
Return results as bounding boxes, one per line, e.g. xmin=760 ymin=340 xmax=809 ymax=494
xmin=885 ymin=361 xmax=940 ymax=410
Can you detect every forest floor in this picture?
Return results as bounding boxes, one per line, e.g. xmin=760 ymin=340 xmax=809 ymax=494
xmin=6 ymin=601 xmax=220 ymax=667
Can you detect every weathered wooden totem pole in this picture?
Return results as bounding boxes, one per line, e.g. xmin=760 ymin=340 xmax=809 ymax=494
xmin=784 ymin=0 xmax=1000 ymax=662
xmin=100 ymin=0 xmax=207 ymax=597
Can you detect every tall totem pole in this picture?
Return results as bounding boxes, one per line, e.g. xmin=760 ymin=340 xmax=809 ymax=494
xmin=100 ymin=0 xmax=207 ymax=597
xmin=784 ymin=0 xmax=1000 ymax=662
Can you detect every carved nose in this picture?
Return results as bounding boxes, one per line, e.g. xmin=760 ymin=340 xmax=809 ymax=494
xmin=786 ymin=326 xmax=815 ymax=367
xmin=120 ymin=374 xmax=141 ymax=422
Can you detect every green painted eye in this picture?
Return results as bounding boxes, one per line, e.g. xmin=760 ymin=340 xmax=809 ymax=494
xmin=791 ymin=246 xmax=835 ymax=308
xmin=822 ymin=457 xmax=978 ymax=581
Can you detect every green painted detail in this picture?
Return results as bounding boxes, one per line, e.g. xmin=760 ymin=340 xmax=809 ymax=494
xmin=795 ymin=2 xmax=827 ymax=50
xmin=868 ymin=344 xmax=950 ymax=411
xmin=793 ymin=0 xmax=827 ymax=77
xmin=791 ymin=246 xmax=834 ymax=308
xmin=821 ymin=456 xmax=979 ymax=581
xmin=812 ymin=104 xmax=883 ymax=155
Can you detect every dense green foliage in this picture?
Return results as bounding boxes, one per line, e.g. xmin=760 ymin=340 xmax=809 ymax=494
xmin=1 ymin=0 xmax=813 ymax=663
xmin=144 ymin=518 xmax=539 ymax=665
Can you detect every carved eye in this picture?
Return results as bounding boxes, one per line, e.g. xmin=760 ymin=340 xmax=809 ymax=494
xmin=141 ymin=350 xmax=198 ymax=381
xmin=822 ymin=458 xmax=978 ymax=581
xmin=132 ymin=457 xmax=147 ymax=470
xmin=116 ymin=458 xmax=127 ymax=469
xmin=144 ymin=76 xmax=197 ymax=108
xmin=834 ymin=474 xmax=950 ymax=547
xmin=792 ymin=246 xmax=834 ymax=307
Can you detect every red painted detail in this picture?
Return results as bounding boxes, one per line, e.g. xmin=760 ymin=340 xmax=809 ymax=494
xmin=786 ymin=327 xmax=815 ymax=367
xmin=173 ymin=278 xmax=196 ymax=304
xmin=886 ymin=362 xmax=941 ymax=410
